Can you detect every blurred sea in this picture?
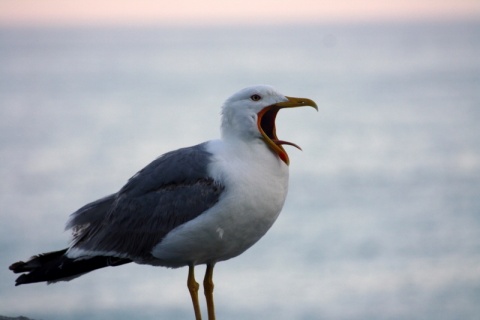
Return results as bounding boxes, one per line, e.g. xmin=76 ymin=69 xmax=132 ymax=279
xmin=1 ymin=20 xmax=479 ymax=320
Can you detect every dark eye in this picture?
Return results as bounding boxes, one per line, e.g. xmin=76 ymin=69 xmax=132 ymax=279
xmin=250 ymin=94 xmax=262 ymax=101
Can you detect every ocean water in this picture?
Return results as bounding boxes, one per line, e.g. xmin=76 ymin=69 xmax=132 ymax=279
xmin=1 ymin=20 xmax=479 ymax=319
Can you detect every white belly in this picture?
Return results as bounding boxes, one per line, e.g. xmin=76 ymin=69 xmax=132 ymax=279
xmin=151 ymin=139 xmax=289 ymax=267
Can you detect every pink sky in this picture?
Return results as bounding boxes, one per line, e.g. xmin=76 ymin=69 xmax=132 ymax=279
xmin=1 ymin=0 xmax=479 ymax=26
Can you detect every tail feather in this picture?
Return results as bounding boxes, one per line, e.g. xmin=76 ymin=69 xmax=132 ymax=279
xmin=9 ymin=249 xmax=131 ymax=286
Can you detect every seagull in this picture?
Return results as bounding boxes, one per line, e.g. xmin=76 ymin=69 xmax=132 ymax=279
xmin=9 ymin=85 xmax=317 ymax=320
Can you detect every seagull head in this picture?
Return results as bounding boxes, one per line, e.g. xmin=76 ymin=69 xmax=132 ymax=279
xmin=221 ymin=85 xmax=317 ymax=164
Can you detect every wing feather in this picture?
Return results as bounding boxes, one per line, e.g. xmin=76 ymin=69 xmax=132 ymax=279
xmin=66 ymin=142 xmax=224 ymax=263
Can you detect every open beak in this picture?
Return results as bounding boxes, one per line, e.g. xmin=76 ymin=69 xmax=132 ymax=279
xmin=257 ymin=96 xmax=318 ymax=165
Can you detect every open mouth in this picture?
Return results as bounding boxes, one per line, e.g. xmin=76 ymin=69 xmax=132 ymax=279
xmin=257 ymin=106 xmax=301 ymax=164
xmin=256 ymin=96 xmax=317 ymax=165
xmin=258 ymin=107 xmax=302 ymax=149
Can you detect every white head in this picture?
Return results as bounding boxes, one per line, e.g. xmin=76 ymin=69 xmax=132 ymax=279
xmin=220 ymin=85 xmax=317 ymax=164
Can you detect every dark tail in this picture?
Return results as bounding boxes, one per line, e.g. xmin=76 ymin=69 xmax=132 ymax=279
xmin=9 ymin=248 xmax=131 ymax=286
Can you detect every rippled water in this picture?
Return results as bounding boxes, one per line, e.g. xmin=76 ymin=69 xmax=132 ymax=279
xmin=1 ymin=20 xmax=479 ymax=319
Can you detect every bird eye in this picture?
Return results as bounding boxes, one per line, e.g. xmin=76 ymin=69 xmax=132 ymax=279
xmin=250 ymin=94 xmax=262 ymax=101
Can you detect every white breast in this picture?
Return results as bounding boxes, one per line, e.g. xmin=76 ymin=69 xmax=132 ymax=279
xmin=151 ymin=138 xmax=289 ymax=267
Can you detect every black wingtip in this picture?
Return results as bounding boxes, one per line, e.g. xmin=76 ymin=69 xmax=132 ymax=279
xmin=14 ymin=275 xmax=27 ymax=286
xmin=9 ymin=260 xmax=28 ymax=274
xmin=9 ymin=248 xmax=132 ymax=286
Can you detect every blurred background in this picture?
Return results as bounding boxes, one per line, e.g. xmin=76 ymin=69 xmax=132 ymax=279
xmin=1 ymin=1 xmax=479 ymax=319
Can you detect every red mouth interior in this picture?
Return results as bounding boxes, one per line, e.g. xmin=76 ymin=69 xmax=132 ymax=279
xmin=259 ymin=107 xmax=279 ymax=142
xmin=259 ymin=107 xmax=302 ymax=150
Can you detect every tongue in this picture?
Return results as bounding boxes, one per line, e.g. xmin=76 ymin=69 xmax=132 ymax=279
xmin=274 ymin=140 xmax=302 ymax=151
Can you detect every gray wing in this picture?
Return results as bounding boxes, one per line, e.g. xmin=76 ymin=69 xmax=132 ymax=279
xmin=66 ymin=142 xmax=224 ymax=261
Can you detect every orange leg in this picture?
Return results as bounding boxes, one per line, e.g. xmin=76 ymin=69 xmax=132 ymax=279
xmin=187 ymin=264 xmax=202 ymax=320
xmin=203 ymin=263 xmax=216 ymax=320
